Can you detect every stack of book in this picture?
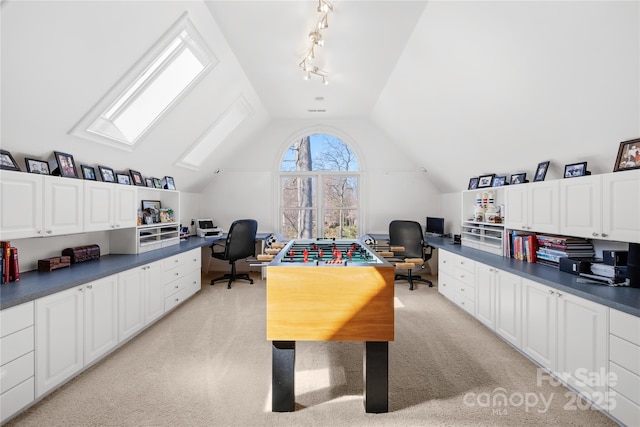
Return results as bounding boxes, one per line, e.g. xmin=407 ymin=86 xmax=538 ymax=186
xmin=535 ymin=234 xmax=595 ymax=268
xmin=509 ymin=231 xmax=537 ymax=263
xmin=1 ymin=241 xmax=20 ymax=284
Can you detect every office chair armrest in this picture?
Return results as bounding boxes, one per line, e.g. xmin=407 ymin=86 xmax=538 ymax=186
xmin=423 ymin=244 xmax=434 ymax=261
xmin=210 ymin=241 xmax=226 ymax=256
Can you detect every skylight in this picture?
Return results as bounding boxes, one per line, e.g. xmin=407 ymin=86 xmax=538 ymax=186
xmin=71 ymin=14 xmax=216 ymax=148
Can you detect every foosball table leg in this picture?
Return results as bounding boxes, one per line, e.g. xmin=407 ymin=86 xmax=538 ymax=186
xmin=363 ymin=341 xmax=389 ymax=413
xmin=272 ymin=340 xmax=296 ymax=412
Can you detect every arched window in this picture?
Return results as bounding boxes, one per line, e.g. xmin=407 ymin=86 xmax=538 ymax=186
xmin=279 ymin=134 xmax=360 ymax=240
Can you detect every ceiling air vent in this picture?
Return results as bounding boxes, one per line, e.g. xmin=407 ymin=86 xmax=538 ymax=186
xmin=307 ymin=109 xmax=326 ymax=113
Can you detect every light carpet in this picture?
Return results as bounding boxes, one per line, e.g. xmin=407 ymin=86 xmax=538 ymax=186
xmin=6 ymin=272 xmax=616 ymax=426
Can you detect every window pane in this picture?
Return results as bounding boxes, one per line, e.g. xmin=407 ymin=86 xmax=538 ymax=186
xmin=281 ymin=176 xmax=316 ymax=208
xmin=324 ymin=209 xmax=359 ymax=239
xmin=281 ymin=209 xmax=317 ymax=240
xmin=323 ymin=176 xmax=358 ymax=208
xmin=281 ymin=134 xmax=359 ymax=172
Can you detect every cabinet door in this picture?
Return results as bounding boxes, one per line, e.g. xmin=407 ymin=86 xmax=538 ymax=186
xmin=84 ymin=181 xmax=115 ymax=232
xmin=0 ymin=171 xmax=43 ymax=239
xmin=84 ymin=275 xmax=118 ymax=365
xmin=504 ymin=184 xmax=528 ymax=230
xmin=118 ymin=268 xmax=145 ymax=342
xmin=560 ymin=175 xmax=602 ymax=240
xmin=557 ymin=291 xmax=608 ymax=398
xmin=528 ymin=181 xmax=559 ymax=234
xmin=43 ymin=176 xmax=83 ymax=236
xmin=602 ymin=169 xmax=640 ymax=243
xmin=114 ymin=185 xmax=137 ymax=228
xmin=521 ymin=279 xmax=557 ymax=371
xmin=494 ymin=270 xmax=522 ymax=348
xmin=35 ymin=286 xmax=84 ymax=397
xmin=144 ymin=262 xmax=165 ymax=323
xmin=475 ymin=263 xmax=495 ymax=330
xmin=438 ymin=270 xmax=455 ymax=300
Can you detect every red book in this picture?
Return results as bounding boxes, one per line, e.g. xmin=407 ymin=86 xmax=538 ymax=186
xmin=9 ymin=247 xmax=19 ymax=282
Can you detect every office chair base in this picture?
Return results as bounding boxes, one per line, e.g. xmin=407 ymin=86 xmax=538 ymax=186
xmin=394 ymin=273 xmax=433 ymax=291
xmin=211 ymin=273 xmax=254 ymax=289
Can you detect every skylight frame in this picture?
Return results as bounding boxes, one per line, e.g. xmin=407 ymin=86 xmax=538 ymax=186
xmin=70 ymin=13 xmax=217 ymax=150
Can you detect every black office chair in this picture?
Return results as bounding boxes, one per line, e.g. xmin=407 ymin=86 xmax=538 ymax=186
xmin=389 ymin=220 xmax=433 ymax=290
xmin=210 ymin=219 xmax=258 ymax=289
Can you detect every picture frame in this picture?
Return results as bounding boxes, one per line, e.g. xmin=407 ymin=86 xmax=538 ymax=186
xmin=564 ymin=162 xmax=590 ymax=178
xmin=477 ymin=174 xmax=495 ymax=188
xmin=116 ymin=173 xmax=131 ymax=185
xmin=141 ymin=200 xmax=161 ymax=211
xmin=81 ymin=165 xmax=96 ymax=180
xmin=153 ymin=178 xmax=162 ymax=189
xmin=613 ymin=138 xmax=640 ymax=172
xmin=0 ymin=149 xmax=21 ymax=171
xmin=141 ymin=200 xmax=162 ymax=224
xmin=510 ymin=173 xmax=528 ymax=185
xmin=53 ymin=151 xmax=79 ymax=178
xmin=163 ymin=176 xmax=176 ymax=190
xmin=492 ymin=175 xmax=508 ymax=187
xmin=129 ymin=169 xmax=144 ymax=186
xmin=145 ymin=178 xmax=154 ymax=188
xmin=25 ymin=158 xmax=50 ymax=175
xmin=98 ymin=165 xmax=116 ymax=183
xmin=467 ymin=177 xmax=479 ymax=190
xmin=534 ymin=161 xmax=550 ymax=182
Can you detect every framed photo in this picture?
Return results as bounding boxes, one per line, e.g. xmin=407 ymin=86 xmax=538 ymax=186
xmin=145 ymin=178 xmax=154 ymax=188
xmin=98 ymin=165 xmax=115 ymax=183
xmin=510 ymin=173 xmax=528 ymax=185
xmin=25 ymin=158 xmax=50 ymax=175
xmin=53 ymin=151 xmax=79 ymax=178
xmin=492 ymin=175 xmax=508 ymax=187
xmin=0 ymin=150 xmax=21 ymax=171
xmin=477 ymin=174 xmax=495 ymax=188
xmin=163 ymin=176 xmax=176 ymax=190
xmin=81 ymin=165 xmax=96 ymax=180
xmin=116 ymin=173 xmax=131 ymax=185
xmin=141 ymin=199 xmax=161 ymax=211
xmin=153 ymin=178 xmax=162 ymax=189
xmin=467 ymin=177 xmax=479 ymax=190
xmin=613 ymin=138 xmax=640 ymax=172
xmin=564 ymin=162 xmax=589 ymax=178
xmin=129 ymin=169 xmax=144 ymax=186
xmin=534 ymin=161 xmax=550 ymax=182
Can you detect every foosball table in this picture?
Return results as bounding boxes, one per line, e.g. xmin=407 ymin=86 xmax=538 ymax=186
xmin=265 ymin=238 xmax=395 ymax=413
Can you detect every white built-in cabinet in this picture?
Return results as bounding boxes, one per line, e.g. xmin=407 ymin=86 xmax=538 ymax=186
xmin=0 ymin=170 xmax=83 ymax=239
xmin=503 ymin=180 xmax=559 ymax=234
xmin=438 ymin=250 xmax=612 ymax=415
xmin=608 ymin=309 xmax=640 ymax=426
xmin=118 ymin=268 xmax=146 ymax=342
xmin=437 ymin=250 xmax=455 ymax=300
xmin=84 ymin=180 xmax=137 ymax=232
xmin=35 ymin=274 xmax=118 ymax=397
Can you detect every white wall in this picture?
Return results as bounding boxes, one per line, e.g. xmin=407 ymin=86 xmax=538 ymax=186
xmin=198 ymin=118 xmax=443 ymax=236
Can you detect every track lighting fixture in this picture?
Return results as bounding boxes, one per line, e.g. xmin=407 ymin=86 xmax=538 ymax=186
xmin=299 ymin=0 xmax=333 ymax=84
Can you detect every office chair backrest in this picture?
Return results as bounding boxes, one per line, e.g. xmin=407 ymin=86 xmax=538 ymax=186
xmin=389 ymin=220 xmax=425 ymax=259
xmin=225 ymin=219 xmax=258 ymax=261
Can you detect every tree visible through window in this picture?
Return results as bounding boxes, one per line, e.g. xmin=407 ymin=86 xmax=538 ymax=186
xmin=280 ymin=134 xmax=359 ymax=240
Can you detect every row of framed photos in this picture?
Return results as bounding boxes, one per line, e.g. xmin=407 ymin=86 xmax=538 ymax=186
xmin=468 ymin=160 xmax=592 ymax=190
xmin=0 ymin=149 xmax=176 ymax=190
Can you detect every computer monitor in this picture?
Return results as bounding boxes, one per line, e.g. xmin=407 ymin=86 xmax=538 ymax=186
xmin=426 ymin=217 xmax=445 ymax=236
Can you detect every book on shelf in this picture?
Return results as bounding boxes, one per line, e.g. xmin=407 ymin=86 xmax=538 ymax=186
xmin=1 ymin=241 xmax=11 ymax=284
xmin=508 ymin=231 xmax=537 ymax=262
xmin=9 ymin=247 xmax=19 ymax=282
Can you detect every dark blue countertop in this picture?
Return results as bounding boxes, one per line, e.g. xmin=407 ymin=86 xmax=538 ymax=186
xmin=0 ymin=237 xmax=219 ymax=310
xmin=425 ymin=236 xmax=640 ymax=318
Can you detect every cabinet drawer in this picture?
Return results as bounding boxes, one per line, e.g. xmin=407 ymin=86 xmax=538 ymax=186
xmin=454 ymin=255 xmax=475 ymax=273
xmin=1 ymin=352 xmax=34 ymax=394
xmin=0 ymin=376 xmax=34 ymax=423
xmin=610 ymin=309 xmax=640 ymax=346
xmin=455 ymin=269 xmax=475 ymax=287
xmin=1 ymin=302 xmax=34 ymax=338
xmin=454 ymin=292 xmax=475 ymax=316
xmin=609 ymin=389 xmax=640 ymax=427
xmin=610 ymin=335 xmax=640 ymax=376
xmin=438 ymin=250 xmax=455 ymax=274
xmin=163 ymin=262 xmax=191 ymax=286
xmin=164 ymin=288 xmax=189 ymax=312
xmin=164 ymin=276 xmax=190 ymax=298
xmin=0 ymin=326 xmax=34 ymax=366
xmin=609 ymin=361 xmax=640 ymax=406
xmin=163 ymin=252 xmax=187 ymax=272
xmin=455 ymin=281 xmax=475 ymax=302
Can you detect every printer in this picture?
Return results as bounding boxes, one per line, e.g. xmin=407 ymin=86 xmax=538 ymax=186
xmin=196 ymin=219 xmax=223 ymax=238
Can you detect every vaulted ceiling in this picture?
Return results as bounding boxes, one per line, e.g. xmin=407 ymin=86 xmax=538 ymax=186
xmin=1 ymin=1 xmax=638 ymax=194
